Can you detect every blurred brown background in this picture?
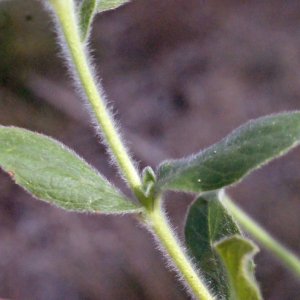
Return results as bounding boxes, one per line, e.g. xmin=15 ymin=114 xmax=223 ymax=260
xmin=0 ymin=0 xmax=300 ymax=299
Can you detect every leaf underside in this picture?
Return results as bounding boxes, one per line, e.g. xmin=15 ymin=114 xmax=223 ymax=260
xmin=157 ymin=112 xmax=300 ymax=193
xmin=77 ymin=0 xmax=130 ymax=42
xmin=185 ymin=192 xmax=241 ymax=298
xmin=78 ymin=0 xmax=97 ymax=42
xmin=96 ymin=0 xmax=129 ymax=12
xmin=215 ymin=235 xmax=262 ymax=300
xmin=0 ymin=126 xmax=139 ymax=213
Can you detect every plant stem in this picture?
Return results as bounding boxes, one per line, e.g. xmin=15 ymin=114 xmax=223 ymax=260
xmin=145 ymin=197 xmax=215 ymax=300
xmin=223 ymin=194 xmax=300 ymax=279
xmin=50 ymin=2 xmax=214 ymax=298
xmin=49 ymin=0 xmax=142 ymax=197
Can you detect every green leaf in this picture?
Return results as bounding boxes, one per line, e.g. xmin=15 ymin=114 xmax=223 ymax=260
xmin=157 ymin=112 xmax=300 ymax=193
xmin=215 ymin=235 xmax=262 ymax=300
xmin=77 ymin=0 xmax=129 ymax=39
xmin=0 ymin=126 xmax=139 ymax=213
xmin=96 ymin=0 xmax=129 ymax=12
xmin=141 ymin=166 xmax=156 ymax=197
xmin=78 ymin=0 xmax=97 ymax=42
xmin=185 ymin=191 xmax=241 ymax=298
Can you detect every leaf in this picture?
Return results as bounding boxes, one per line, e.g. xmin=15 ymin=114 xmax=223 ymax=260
xmin=96 ymin=0 xmax=129 ymax=12
xmin=184 ymin=191 xmax=241 ymax=298
xmin=157 ymin=112 xmax=300 ymax=193
xmin=215 ymin=235 xmax=262 ymax=300
xmin=77 ymin=0 xmax=97 ymax=42
xmin=77 ymin=0 xmax=129 ymax=40
xmin=141 ymin=166 xmax=156 ymax=197
xmin=0 ymin=126 xmax=140 ymax=213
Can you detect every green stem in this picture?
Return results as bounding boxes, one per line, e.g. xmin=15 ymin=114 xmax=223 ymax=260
xmin=49 ymin=0 xmax=142 ymax=197
xmin=49 ymin=2 xmax=214 ymax=298
xmin=223 ymin=194 xmax=300 ymax=279
xmin=144 ymin=197 xmax=215 ymax=300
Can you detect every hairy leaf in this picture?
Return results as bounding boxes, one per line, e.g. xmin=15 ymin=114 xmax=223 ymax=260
xmin=157 ymin=112 xmax=300 ymax=193
xmin=0 ymin=126 xmax=139 ymax=213
xmin=96 ymin=0 xmax=129 ymax=12
xmin=142 ymin=166 xmax=156 ymax=197
xmin=78 ymin=0 xmax=97 ymax=42
xmin=185 ymin=192 xmax=241 ymax=298
xmin=215 ymin=235 xmax=262 ymax=300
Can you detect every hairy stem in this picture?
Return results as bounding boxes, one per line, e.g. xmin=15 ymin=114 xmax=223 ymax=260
xmin=49 ymin=1 xmax=214 ymax=298
xmin=49 ymin=0 xmax=143 ymax=197
xmin=144 ymin=197 xmax=215 ymax=300
xmin=223 ymin=194 xmax=300 ymax=279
